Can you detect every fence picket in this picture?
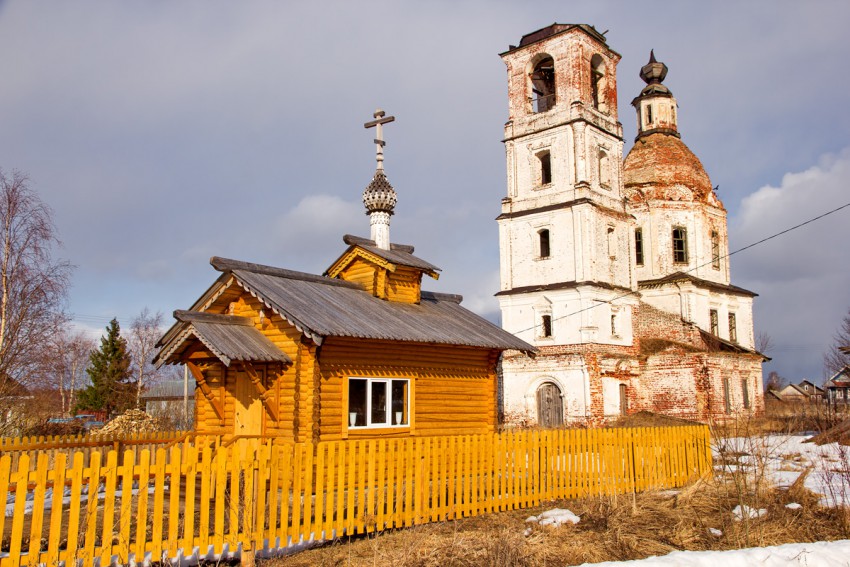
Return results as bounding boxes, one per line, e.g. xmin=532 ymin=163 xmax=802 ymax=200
xmin=45 ymin=452 xmax=67 ymax=565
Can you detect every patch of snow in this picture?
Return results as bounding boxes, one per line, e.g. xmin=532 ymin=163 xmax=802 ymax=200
xmin=578 ymin=539 xmax=850 ymax=566
xmin=731 ymin=504 xmax=766 ymax=521
xmin=528 ymin=507 xmax=580 ymax=527
xmin=785 ymin=502 xmax=802 ymax=510
xmin=707 ymin=528 xmax=722 ymax=537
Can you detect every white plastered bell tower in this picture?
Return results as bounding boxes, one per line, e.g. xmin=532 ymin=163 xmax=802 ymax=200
xmin=497 ymin=24 xmax=638 ymax=350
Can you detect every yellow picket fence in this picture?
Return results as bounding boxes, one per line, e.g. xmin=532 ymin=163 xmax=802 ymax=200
xmin=0 ymin=425 xmax=711 ymax=566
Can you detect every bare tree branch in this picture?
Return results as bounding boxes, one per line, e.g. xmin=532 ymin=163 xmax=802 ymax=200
xmin=0 ymin=170 xmax=71 ymax=433
xmin=824 ymin=308 xmax=850 ymax=377
xmin=129 ymin=308 xmax=165 ymax=409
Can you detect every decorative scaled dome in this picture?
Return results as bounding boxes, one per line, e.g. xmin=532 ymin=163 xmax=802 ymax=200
xmin=623 ymin=132 xmax=720 ymax=207
xmin=362 ymin=169 xmax=397 ymax=215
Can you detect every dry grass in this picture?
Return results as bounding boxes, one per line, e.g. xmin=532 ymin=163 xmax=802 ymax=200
xmin=261 ymin=478 xmax=848 ymax=567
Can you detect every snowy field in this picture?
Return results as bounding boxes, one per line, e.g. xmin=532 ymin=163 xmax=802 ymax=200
xmin=715 ymin=433 xmax=850 ymax=507
xmin=580 ymin=433 xmax=850 ymax=566
xmin=579 ymin=539 xmax=850 ymax=566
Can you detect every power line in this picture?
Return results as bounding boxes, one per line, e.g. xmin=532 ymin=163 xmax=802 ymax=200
xmin=508 ymin=200 xmax=850 ymax=337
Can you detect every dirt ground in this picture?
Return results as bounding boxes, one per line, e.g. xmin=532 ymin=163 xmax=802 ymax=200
xmin=260 ymin=476 xmax=850 ymax=567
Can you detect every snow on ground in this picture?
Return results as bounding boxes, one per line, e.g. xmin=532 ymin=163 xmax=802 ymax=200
xmin=714 ymin=433 xmax=850 ymax=507
xmin=579 ymin=539 xmax=850 ymax=566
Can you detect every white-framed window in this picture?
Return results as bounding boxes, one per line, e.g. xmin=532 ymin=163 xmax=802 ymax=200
xmin=348 ymin=377 xmax=409 ymax=429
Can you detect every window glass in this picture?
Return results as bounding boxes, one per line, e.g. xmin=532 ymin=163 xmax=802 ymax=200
xmin=391 ymin=380 xmax=408 ymax=425
xmin=370 ymin=380 xmax=387 ymax=424
xmin=710 ymin=309 xmax=719 ymax=335
xmin=349 ymin=379 xmax=367 ymax=427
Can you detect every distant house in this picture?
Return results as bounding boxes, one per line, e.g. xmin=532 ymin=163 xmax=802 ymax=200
xmin=776 ymin=380 xmax=825 ymax=403
xmin=825 ymin=367 xmax=850 ymax=406
xmin=140 ymin=378 xmax=195 ymax=426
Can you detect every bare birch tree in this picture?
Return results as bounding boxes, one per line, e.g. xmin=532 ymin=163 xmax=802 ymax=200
xmin=54 ymin=329 xmax=95 ymax=416
xmin=128 ymin=308 xmax=165 ymax=408
xmin=0 ymin=170 xmax=71 ymax=432
xmin=824 ymin=307 xmax=850 ymax=377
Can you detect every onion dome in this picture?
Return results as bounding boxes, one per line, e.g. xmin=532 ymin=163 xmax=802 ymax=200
xmin=624 ymin=133 xmax=720 ymax=207
xmin=638 ymin=50 xmax=671 ymax=97
xmin=362 ymin=169 xmax=397 ymax=215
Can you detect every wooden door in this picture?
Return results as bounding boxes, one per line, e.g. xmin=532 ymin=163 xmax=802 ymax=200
xmin=537 ymin=383 xmax=563 ymax=428
xmin=234 ymin=369 xmax=263 ymax=437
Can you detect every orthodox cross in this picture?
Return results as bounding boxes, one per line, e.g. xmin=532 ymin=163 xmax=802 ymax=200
xmin=364 ymin=108 xmax=395 ymax=171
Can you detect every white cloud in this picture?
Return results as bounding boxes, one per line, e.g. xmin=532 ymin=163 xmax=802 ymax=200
xmin=730 ymin=148 xmax=850 ymax=380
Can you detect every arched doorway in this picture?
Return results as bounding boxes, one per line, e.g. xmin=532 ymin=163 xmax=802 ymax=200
xmin=537 ymin=382 xmax=564 ymax=428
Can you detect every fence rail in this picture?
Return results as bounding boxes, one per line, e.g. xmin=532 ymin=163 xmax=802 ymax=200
xmin=0 ymin=425 xmax=711 ymax=566
xmin=0 ymin=431 xmax=191 ymax=472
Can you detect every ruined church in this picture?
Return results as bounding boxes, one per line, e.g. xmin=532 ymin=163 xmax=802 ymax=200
xmin=496 ymin=24 xmax=765 ymax=425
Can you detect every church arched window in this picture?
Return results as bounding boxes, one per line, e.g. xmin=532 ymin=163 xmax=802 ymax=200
xmin=590 ymin=54 xmax=607 ymax=112
xmin=530 ymin=56 xmax=555 ymax=113
xmin=598 ymin=149 xmax=611 ymax=188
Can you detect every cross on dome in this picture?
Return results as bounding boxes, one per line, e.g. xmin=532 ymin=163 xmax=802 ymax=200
xmin=364 ymin=109 xmax=395 ymax=171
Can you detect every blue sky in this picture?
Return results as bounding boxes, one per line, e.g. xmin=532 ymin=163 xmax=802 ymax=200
xmin=0 ymin=0 xmax=848 ymax=382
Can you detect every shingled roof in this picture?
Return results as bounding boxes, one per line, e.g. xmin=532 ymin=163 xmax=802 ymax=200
xmin=195 ymin=256 xmax=535 ymax=353
xmin=155 ymin=310 xmax=293 ymax=367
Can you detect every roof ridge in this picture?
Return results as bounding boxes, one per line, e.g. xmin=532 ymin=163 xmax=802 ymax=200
xmin=421 ymin=291 xmax=463 ymax=303
xmin=211 ymin=256 xmax=358 ymax=288
xmin=342 ymin=234 xmax=415 ymax=254
xmin=174 ymin=310 xmax=252 ymax=326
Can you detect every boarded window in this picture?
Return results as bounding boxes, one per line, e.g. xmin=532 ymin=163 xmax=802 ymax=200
xmin=723 ymin=377 xmax=731 ymax=414
xmin=742 ymin=379 xmax=750 ymax=409
xmin=530 ymin=56 xmax=555 ymax=113
xmin=537 ymin=382 xmax=563 ymax=428
xmin=710 ymin=309 xmax=719 ymax=336
xmin=635 ymin=228 xmax=644 ymax=266
xmin=619 ymin=383 xmax=628 ymax=416
xmin=672 ymin=227 xmax=688 ymax=263
xmin=711 ymin=230 xmax=721 ymax=270
xmin=539 ymin=229 xmax=550 ymax=258
xmin=728 ymin=313 xmax=737 ymax=343
xmin=348 ymin=378 xmax=409 ymax=428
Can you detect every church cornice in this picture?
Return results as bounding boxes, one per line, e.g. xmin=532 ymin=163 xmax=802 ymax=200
xmin=495 ymin=280 xmax=634 ymax=297
xmin=496 ymin=197 xmax=633 ymax=221
xmin=502 ymin=115 xmax=624 ymax=144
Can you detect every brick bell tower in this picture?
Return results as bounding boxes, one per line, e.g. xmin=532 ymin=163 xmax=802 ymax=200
xmin=497 ymin=24 xmax=637 ymax=349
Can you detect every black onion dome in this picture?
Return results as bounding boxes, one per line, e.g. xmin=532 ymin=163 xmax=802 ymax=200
xmin=362 ymin=170 xmax=397 ymax=215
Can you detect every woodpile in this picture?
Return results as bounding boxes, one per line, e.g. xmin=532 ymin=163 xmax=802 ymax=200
xmin=97 ymin=409 xmax=167 ymax=435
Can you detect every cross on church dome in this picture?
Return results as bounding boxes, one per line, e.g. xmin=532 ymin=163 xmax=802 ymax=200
xmin=362 ymin=109 xmax=398 ymax=249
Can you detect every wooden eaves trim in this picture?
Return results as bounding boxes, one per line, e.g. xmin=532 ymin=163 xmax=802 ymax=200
xmin=241 ymin=361 xmax=280 ymax=422
xmin=186 ymin=361 xmax=225 ymax=425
